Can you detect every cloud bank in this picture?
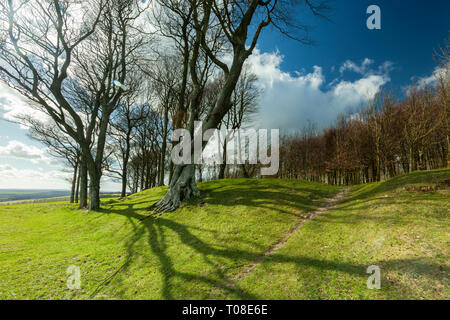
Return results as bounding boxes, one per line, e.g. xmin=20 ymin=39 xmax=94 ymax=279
xmin=245 ymin=50 xmax=393 ymax=130
xmin=0 ymin=164 xmax=70 ymax=189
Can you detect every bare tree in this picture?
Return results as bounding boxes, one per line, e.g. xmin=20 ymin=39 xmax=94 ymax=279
xmin=153 ymin=0 xmax=329 ymax=213
xmin=0 ymin=0 xmax=149 ymax=210
xmin=105 ymin=80 xmax=147 ymax=198
xmin=21 ymin=117 xmax=82 ymax=204
xmin=218 ymin=66 xmax=260 ymax=179
xmin=0 ymin=0 xmax=104 ymax=208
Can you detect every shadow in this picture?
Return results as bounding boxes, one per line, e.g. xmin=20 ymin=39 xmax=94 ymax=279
xmin=197 ymin=179 xmax=341 ymax=219
xmin=88 ymin=175 xmax=448 ymax=299
xmin=93 ymin=203 xmax=261 ymax=299
xmin=89 ymin=200 xmax=448 ymax=300
xmin=339 ymin=169 xmax=450 ymax=206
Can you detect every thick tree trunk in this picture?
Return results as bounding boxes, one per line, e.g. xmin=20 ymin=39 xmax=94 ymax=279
xmin=168 ymin=161 xmax=174 ymax=185
xmin=85 ymin=152 xmax=102 ymax=211
xmin=153 ymin=164 xmax=199 ymax=213
xmin=89 ymin=175 xmax=101 ymax=211
xmin=70 ymin=161 xmax=78 ymax=204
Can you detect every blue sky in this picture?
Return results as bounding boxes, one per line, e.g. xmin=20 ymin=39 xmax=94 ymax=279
xmin=257 ymin=0 xmax=450 ymax=90
xmin=0 ymin=0 xmax=449 ymax=190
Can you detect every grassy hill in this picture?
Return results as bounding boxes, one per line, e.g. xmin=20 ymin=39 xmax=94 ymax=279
xmin=0 ymin=170 xmax=448 ymax=299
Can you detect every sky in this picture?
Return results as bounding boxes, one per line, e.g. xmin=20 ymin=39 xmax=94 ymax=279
xmin=0 ymin=0 xmax=449 ymax=190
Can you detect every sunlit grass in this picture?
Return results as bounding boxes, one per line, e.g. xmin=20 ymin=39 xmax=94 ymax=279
xmin=0 ymin=170 xmax=448 ymax=300
xmin=0 ymin=179 xmax=338 ymax=299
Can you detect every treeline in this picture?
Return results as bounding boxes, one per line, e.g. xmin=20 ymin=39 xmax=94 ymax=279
xmin=278 ymin=78 xmax=450 ymax=185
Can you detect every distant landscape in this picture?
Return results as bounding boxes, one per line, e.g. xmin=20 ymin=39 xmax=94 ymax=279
xmin=0 ymin=190 xmax=120 ymax=205
xmin=0 ymin=189 xmax=70 ymax=202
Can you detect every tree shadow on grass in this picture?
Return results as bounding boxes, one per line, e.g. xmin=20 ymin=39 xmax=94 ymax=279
xmin=338 ymin=169 xmax=450 ymax=207
xmin=88 ymin=176 xmax=448 ymax=299
xmin=91 ymin=204 xmax=261 ymax=299
xmin=198 ymin=181 xmax=340 ymax=219
xmin=88 ymin=199 xmax=447 ymax=300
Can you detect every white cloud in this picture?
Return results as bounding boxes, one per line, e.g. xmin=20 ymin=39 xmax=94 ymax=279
xmin=0 ymin=163 xmax=121 ymax=191
xmin=245 ymin=50 xmax=392 ymax=130
xmin=411 ymin=66 xmax=448 ymax=91
xmin=339 ymin=58 xmax=374 ymax=75
xmin=0 ymin=140 xmax=53 ymax=165
xmin=0 ymin=164 xmax=71 ymax=189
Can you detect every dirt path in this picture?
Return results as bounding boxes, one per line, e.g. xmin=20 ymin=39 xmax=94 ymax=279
xmin=233 ymin=189 xmax=348 ymax=280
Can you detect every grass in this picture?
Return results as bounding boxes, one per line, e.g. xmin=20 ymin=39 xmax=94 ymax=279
xmin=237 ymin=170 xmax=450 ymax=299
xmin=0 ymin=170 xmax=448 ymax=300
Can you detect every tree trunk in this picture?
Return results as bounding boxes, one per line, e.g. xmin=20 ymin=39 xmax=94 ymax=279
xmin=85 ymin=159 xmax=102 ymax=211
xmin=198 ymin=165 xmax=203 ymax=182
xmin=78 ymin=160 xmax=88 ymax=209
xmin=121 ymin=138 xmax=130 ymax=198
xmin=218 ymin=135 xmax=227 ymax=179
xmin=89 ymin=174 xmax=101 ymax=211
xmin=75 ymin=165 xmax=81 ymax=204
xmin=218 ymin=164 xmax=226 ymax=179
xmin=241 ymin=164 xmax=249 ymax=178
xmin=153 ymin=164 xmax=199 ymax=213
xmin=409 ymin=146 xmax=414 ymax=173
xmin=159 ymin=105 xmax=170 ymax=186
xmin=70 ymin=161 xmax=78 ymax=204
xmin=168 ymin=160 xmax=174 ymax=185
xmin=121 ymin=163 xmax=128 ymax=198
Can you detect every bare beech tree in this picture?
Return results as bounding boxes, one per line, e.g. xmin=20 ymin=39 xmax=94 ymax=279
xmin=105 ymin=80 xmax=147 ymax=198
xmin=70 ymin=0 xmax=149 ymax=209
xmin=0 ymin=0 xmax=104 ymax=208
xmin=153 ymin=0 xmax=330 ymax=213
xmin=0 ymin=0 xmax=149 ymax=210
xmin=21 ymin=117 xmax=82 ymax=204
xmin=218 ymin=66 xmax=260 ymax=179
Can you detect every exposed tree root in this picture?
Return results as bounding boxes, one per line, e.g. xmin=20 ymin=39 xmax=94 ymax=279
xmin=151 ymin=164 xmax=200 ymax=215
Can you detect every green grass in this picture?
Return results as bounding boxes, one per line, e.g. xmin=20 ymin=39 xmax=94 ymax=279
xmin=0 ymin=170 xmax=448 ymax=300
xmin=237 ymin=170 xmax=450 ymax=299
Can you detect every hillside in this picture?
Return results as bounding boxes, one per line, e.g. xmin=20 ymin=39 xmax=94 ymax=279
xmin=0 ymin=170 xmax=448 ymax=299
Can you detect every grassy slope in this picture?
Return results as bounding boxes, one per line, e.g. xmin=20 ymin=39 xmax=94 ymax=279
xmin=237 ymin=169 xmax=450 ymax=299
xmin=0 ymin=170 xmax=448 ymax=300
xmin=0 ymin=179 xmax=338 ymax=299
